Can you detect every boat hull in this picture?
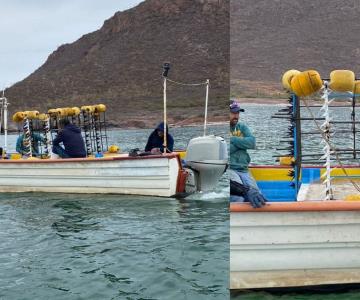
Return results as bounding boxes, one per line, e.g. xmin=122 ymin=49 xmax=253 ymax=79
xmin=230 ymin=201 xmax=360 ymax=289
xmin=0 ymin=154 xmax=182 ymax=197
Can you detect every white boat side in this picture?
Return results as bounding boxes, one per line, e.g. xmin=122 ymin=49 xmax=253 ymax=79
xmin=0 ymin=153 xmax=182 ymax=197
xmin=230 ymin=201 xmax=360 ymax=289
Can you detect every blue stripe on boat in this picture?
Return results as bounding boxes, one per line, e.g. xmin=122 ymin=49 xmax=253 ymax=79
xmin=257 ymin=181 xmax=296 ymax=202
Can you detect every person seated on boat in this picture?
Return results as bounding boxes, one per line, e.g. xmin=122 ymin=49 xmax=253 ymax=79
xmin=52 ymin=119 xmax=86 ymax=158
xmin=229 ymin=100 xmax=266 ymax=207
xmin=145 ymin=122 xmax=174 ymax=154
xmin=229 ymin=169 xmax=266 ymax=208
xmin=16 ymin=132 xmax=44 ymax=157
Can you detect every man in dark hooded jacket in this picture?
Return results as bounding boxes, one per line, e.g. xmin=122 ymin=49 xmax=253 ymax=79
xmin=52 ymin=119 xmax=86 ymax=158
xmin=145 ymin=122 xmax=174 ymax=153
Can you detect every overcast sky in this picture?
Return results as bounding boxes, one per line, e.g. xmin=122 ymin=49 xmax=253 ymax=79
xmin=0 ymin=0 xmax=143 ymax=90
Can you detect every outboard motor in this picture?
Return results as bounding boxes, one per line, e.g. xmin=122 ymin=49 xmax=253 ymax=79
xmin=184 ymin=135 xmax=228 ymax=192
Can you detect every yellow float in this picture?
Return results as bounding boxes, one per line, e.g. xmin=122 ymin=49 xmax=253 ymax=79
xmin=329 ymin=70 xmax=355 ymax=92
xmin=282 ymin=69 xmax=300 ymax=91
xmin=290 ymin=70 xmax=322 ymax=97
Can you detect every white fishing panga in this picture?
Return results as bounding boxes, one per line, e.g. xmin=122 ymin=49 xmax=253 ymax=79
xmin=0 ymin=65 xmax=227 ymax=197
xmin=0 ymin=136 xmax=227 ymax=197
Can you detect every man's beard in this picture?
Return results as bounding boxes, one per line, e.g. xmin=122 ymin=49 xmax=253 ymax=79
xmin=230 ymin=118 xmax=238 ymax=126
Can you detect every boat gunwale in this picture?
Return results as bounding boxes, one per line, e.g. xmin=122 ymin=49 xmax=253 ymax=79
xmin=230 ymin=201 xmax=360 ymax=212
xmin=0 ymin=153 xmax=181 ymax=164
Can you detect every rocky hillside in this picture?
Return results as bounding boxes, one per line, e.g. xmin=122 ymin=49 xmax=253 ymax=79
xmin=6 ymin=0 xmax=229 ymax=128
xmin=231 ymin=0 xmax=360 ymax=97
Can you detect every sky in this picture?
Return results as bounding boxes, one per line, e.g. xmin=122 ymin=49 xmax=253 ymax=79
xmin=0 ymin=0 xmax=143 ymax=90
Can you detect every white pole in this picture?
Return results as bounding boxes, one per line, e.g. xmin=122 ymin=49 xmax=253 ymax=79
xmin=163 ymin=77 xmax=167 ymax=154
xmin=23 ymin=118 xmax=32 ymax=158
xmin=3 ymin=97 xmax=8 ymax=155
xmin=321 ymin=83 xmax=333 ymax=200
xmin=203 ymin=79 xmax=209 ymax=136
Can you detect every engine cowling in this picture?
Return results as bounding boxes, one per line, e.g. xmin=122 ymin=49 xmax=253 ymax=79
xmin=185 ymin=135 xmax=228 ymax=192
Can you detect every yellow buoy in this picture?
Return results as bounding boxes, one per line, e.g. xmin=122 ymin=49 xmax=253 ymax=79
xmin=108 ymin=145 xmax=120 ymax=153
xmin=71 ymin=107 xmax=81 ymax=116
xmin=290 ymin=70 xmax=323 ymax=97
xmin=62 ymin=107 xmax=73 ymax=116
xmin=12 ymin=111 xmax=25 ymax=122
xmin=55 ymin=108 xmax=67 ymax=117
xmin=10 ymin=153 xmax=22 ymax=160
xmin=282 ymin=69 xmax=301 ymax=91
xmin=329 ymin=70 xmax=355 ymax=92
xmin=94 ymin=104 xmax=106 ymax=113
xmin=81 ymin=105 xmax=95 ymax=113
xmin=354 ymin=80 xmax=360 ymax=95
xmin=48 ymin=108 xmax=58 ymax=116
xmin=38 ymin=113 xmax=49 ymax=121
xmin=344 ymin=194 xmax=360 ymax=201
xmin=23 ymin=110 xmax=40 ymax=119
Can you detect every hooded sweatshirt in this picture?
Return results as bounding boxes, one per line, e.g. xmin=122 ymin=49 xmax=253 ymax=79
xmin=53 ymin=124 xmax=86 ymax=158
xmin=145 ymin=123 xmax=174 ymax=152
xmin=230 ymin=122 xmax=256 ymax=171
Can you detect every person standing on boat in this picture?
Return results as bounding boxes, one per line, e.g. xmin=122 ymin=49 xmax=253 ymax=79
xmin=52 ymin=119 xmax=86 ymax=158
xmin=145 ymin=122 xmax=174 ymax=153
xmin=230 ymin=100 xmax=266 ymax=207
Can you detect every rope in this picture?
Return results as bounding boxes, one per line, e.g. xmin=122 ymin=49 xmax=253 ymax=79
xmin=166 ymin=78 xmax=208 ymax=86
xmin=301 ymin=96 xmax=360 ymax=193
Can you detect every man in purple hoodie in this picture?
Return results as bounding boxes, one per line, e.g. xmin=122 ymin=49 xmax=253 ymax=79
xmin=52 ymin=119 xmax=86 ymax=158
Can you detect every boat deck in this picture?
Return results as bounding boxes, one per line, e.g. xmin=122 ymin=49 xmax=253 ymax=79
xmin=298 ymin=179 xmax=360 ymax=201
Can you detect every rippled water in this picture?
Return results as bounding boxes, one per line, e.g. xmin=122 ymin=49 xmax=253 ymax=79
xmin=0 ymin=125 xmax=229 ymax=300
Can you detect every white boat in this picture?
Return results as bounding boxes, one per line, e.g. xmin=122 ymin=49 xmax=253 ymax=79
xmin=0 ymin=153 xmax=182 ymax=196
xmin=0 ymin=135 xmax=227 ymax=197
xmin=0 ymin=67 xmax=228 ymax=197
xmin=230 ymin=194 xmax=360 ymax=289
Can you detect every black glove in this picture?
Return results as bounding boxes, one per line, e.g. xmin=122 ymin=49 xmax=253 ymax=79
xmin=244 ymin=187 xmax=267 ymax=208
xmin=230 ymin=180 xmax=249 ymax=197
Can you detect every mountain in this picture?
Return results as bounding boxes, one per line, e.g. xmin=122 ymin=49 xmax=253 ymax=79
xmin=6 ymin=0 xmax=229 ymax=128
xmin=231 ymin=0 xmax=360 ymax=98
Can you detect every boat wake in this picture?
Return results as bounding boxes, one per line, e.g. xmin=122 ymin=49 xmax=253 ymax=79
xmin=185 ymin=185 xmax=229 ymax=201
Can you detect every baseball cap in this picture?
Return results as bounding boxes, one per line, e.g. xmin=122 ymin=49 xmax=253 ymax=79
xmin=230 ymin=100 xmax=245 ymax=113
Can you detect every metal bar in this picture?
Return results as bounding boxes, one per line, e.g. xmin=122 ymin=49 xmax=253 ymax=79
xmin=302 ymin=130 xmax=360 ymax=134
xmin=300 ymin=105 xmax=353 ymax=108
xmin=352 ymin=96 xmax=356 ymax=159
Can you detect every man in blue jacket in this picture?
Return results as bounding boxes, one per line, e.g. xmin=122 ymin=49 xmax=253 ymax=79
xmin=145 ymin=122 xmax=174 ymax=153
xmin=230 ymin=100 xmax=266 ymax=207
xmin=52 ymin=119 xmax=86 ymax=158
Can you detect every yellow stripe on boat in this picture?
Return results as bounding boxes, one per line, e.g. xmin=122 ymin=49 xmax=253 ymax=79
xmin=250 ymin=167 xmax=293 ymax=181
xmin=345 ymin=194 xmax=360 ymax=201
xmin=320 ymin=168 xmax=360 ymax=177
